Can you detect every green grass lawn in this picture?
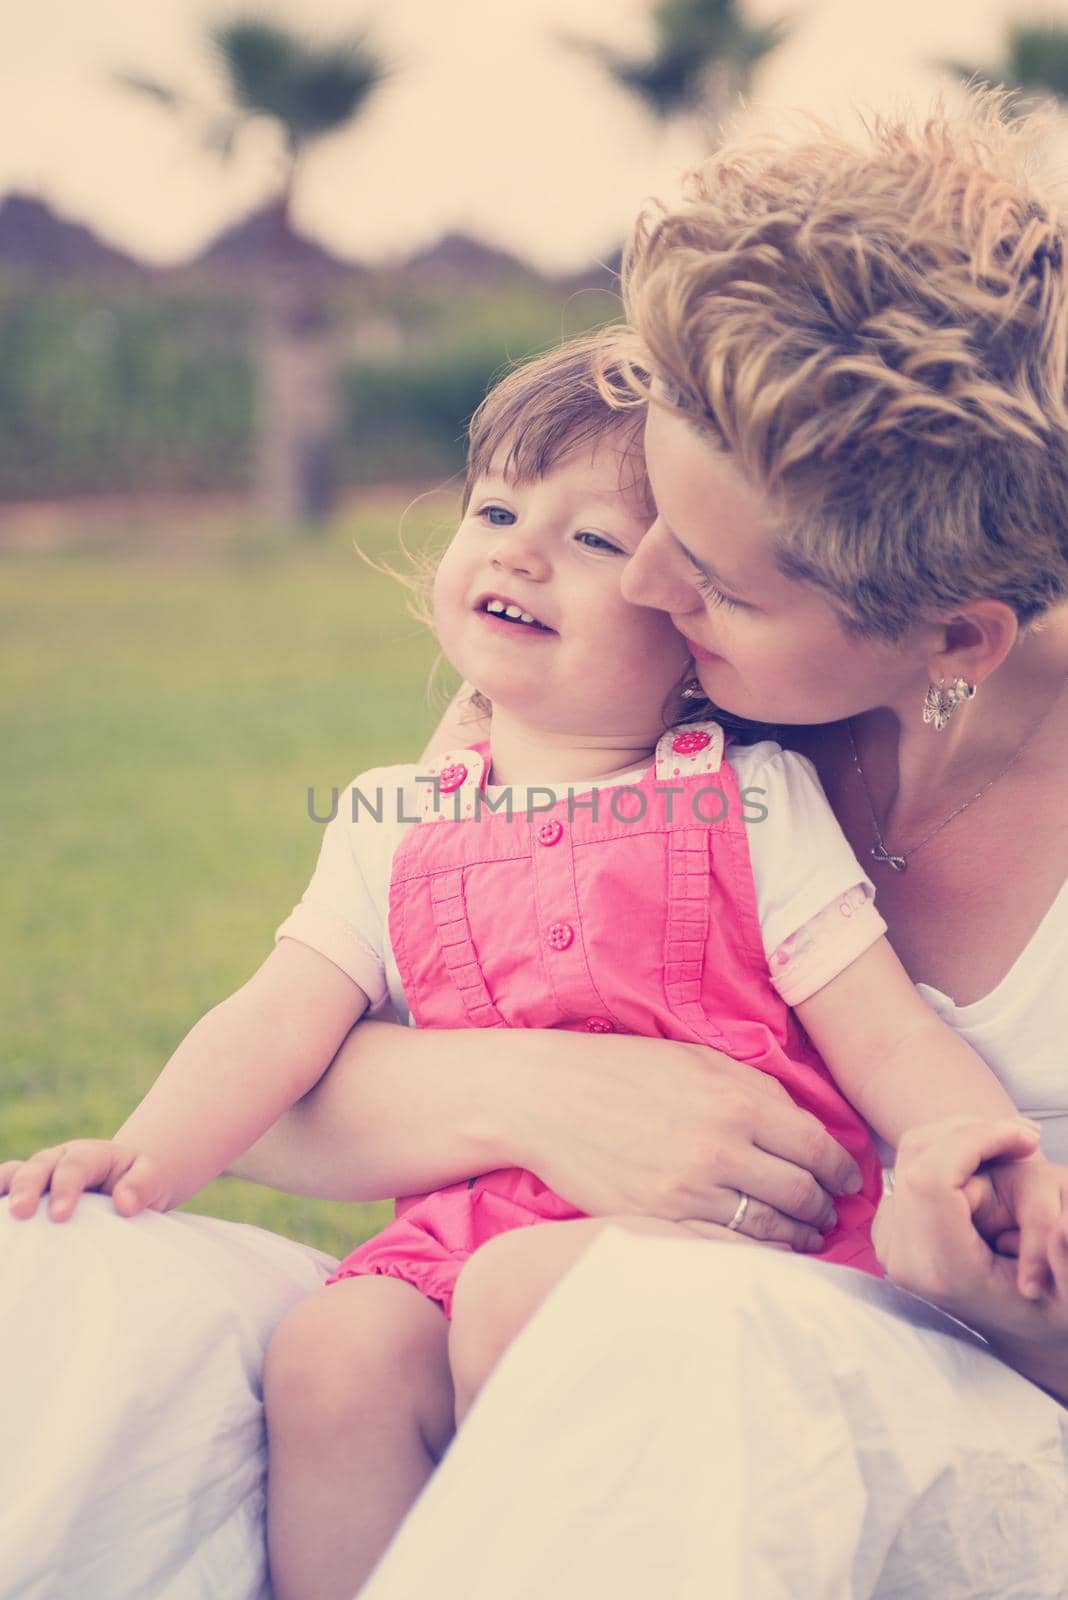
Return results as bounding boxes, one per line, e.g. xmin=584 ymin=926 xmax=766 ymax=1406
xmin=2 ymin=496 xmax=457 ymax=1256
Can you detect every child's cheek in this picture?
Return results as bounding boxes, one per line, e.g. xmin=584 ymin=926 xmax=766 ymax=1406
xmin=430 ymin=552 xmax=463 ymax=631
xmin=429 ymin=571 xmax=468 ymax=670
xmin=642 ymin=605 xmax=693 ymax=668
xmin=618 ymin=609 xmax=691 ymax=701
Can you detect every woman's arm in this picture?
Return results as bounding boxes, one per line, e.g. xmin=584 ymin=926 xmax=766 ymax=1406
xmin=2 ymin=941 xmax=370 ymax=1218
xmin=231 ymin=1018 xmax=862 ymax=1251
xmin=873 ymin=1117 xmax=1068 ymax=1404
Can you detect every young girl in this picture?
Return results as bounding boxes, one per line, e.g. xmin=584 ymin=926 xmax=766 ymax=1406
xmin=3 ymin=333 xmax=1064 ymax=1600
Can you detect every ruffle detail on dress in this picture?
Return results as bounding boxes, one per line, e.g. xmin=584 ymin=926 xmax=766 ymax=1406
xmin=326 ymin=1176 xmax=585 ymax=1318
xmin=327 ymin=1239 xmax=467 ymax=1319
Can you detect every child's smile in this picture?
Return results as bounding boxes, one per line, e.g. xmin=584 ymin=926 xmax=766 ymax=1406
xmin=475 ymin=593 xmax=556 ymax=634
xmin=433 ymin=430 xmax=690 ymax=740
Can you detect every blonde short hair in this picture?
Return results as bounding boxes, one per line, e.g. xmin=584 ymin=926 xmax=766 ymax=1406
xmin=625 ymin=96 xmax=1068 ymax=637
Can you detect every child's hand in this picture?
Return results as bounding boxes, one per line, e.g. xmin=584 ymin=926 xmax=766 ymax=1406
xmin=0 ymin=1139 xmax=169 ymax=1222
xmin=982 ymin=1154 xmax=1068 ymax=1300
xmin=872 ymin=1119 xmax=1068 ymax=1404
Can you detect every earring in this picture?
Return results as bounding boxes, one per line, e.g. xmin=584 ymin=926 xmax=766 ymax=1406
xmin=680 ymin=677 xmax=704 ymax=700
xmin=922 ymin=676 xmax=976 ymax=731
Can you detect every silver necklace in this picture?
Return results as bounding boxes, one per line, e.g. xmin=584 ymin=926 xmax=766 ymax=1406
xmin=845 ymin=694 xmax=1061 ymax=872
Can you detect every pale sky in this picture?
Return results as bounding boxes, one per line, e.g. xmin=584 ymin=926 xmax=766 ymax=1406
xmin=1 ymin=0 xmax=1062 ymax=272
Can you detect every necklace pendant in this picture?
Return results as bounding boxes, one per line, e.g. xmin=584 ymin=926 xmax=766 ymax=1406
xmin=871 ymin=843 xmax=907 ymax=872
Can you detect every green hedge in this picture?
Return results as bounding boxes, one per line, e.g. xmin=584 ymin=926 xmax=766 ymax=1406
xmin=0 ymin=274 xmax=621 ymax=500
xmin=0 ymin=282 xmax=254 ymax=497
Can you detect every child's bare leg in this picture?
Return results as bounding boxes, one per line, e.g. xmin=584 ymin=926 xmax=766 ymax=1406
xmin=449 ymin=1216 xmax=687 ymax=1424
xmin=264 ymin=1274 xmax=452 ymax=1600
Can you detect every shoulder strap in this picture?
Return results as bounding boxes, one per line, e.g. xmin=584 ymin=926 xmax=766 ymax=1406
xmin=416 ymin=746 xmax=490 ymax=824
xmin=654 ymin=720 xmax=725 ymax=781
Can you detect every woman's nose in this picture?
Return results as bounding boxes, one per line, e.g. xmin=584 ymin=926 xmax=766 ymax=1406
xmin=621 ymin=519 xmax=701 ymax=614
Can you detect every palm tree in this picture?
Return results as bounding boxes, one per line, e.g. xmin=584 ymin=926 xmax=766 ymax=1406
xmin=566 ymin=0 xmax=787 ymax=144
xmin=118 ymin=18 xmax=388 ymax=525
xmin=940 ymin=21 xmax=1068 ymax=108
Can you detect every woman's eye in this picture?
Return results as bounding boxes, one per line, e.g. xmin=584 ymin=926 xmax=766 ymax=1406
xmin=694 ymin=574 xmax=740 ymax=611
xmin=576 ymin=531 xmax=623 ymax=554
xmin=479 ymin=505 xmax=515 ymax=526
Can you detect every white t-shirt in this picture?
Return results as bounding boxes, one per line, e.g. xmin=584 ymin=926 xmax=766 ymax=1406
xmin=917 ymin=875 xmax=1068 ymax=1161
xmin=276 ymin=739 xmax=886 ymax=1024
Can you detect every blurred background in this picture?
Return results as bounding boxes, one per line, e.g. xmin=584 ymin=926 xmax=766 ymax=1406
xmin=6 ymin=0 xmax=1068 ymax=1253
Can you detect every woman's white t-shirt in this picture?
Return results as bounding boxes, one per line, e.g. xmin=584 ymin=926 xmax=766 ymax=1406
xmin=917 ymin=875 xmax=1068 ymax=1160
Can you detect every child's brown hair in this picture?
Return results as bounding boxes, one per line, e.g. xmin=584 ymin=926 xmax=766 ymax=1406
xmin=463 ymin=328 xmax=652 ymax=513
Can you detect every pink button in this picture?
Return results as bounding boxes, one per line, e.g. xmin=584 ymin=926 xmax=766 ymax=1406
xmin=438 ymin=762 xmax=468 ymax=793
xmin=535 ymin=819 xmax=563 ymax=847
xmin=546 ymin=921 xmax=574 ymax=951
xmin=584 ymin=1016 xmax=615 ymax=1034
xmin=672 ymin=730 xmax=711 ymax=756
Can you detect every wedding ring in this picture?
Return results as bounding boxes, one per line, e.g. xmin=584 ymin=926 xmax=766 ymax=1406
xmin=881 ymin=1167 xmax=896 ymax=1197
xmin=726 ymin=1191 xmax=751 ymax=1231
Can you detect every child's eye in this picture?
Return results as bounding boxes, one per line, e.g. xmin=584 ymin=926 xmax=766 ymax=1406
xmin=478 ymin=505 xmax=515 ymax=526
xmin=694 ymin=573 xmax=740 ymax=611
xmin=576 ymin=531 xmax=624 ymax=554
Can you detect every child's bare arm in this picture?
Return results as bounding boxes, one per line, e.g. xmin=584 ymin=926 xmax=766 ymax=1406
xmin=795 ymin=937 xmax=1018 ymax=1146
xmin=1 ymin=940 xmax=370 ymax=1219
xmin=797 ymin=938 xmax=1067 ymax=1298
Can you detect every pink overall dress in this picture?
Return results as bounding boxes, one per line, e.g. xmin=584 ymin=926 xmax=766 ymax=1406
xmin=328 ymin=722 xmax=883 ymax=1314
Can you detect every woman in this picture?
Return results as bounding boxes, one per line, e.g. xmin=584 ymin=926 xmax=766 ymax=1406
xmin=4 ymin=96 xmax=1068 ymax=1598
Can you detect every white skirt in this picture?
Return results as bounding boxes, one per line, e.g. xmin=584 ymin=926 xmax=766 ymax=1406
xmin=365 ymin=1231 xmax=1068 ymax=1600
xmin=5 ymin=1210 xmax=1068 ymax=1599
xmin=0 ymin=1197 xmax=334 ymax=1600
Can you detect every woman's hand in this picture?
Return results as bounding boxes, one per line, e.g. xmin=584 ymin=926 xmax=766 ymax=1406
xmin=0 ymin=1139 xmax=169 ymax=1221
xmin=511 ymin=1032 xmax=861 ymax=1250
xmin=232 ymin=1022 xmax=861 ymax=1255
xmin=873 ymin=1117 xmax=1068 ymax=1402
